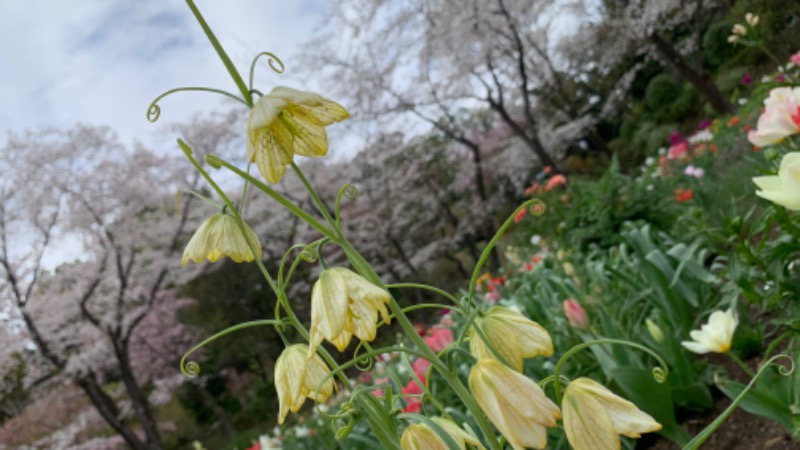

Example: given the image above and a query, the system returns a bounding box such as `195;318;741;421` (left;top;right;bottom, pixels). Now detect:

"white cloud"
0;0;330;149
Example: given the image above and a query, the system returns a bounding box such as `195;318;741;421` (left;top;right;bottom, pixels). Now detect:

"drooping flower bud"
469;359;560;449
181;213;261;266
400;418;485;450
309;268;391;355
563;377;661;450
275;344;335;424
469;306;552;372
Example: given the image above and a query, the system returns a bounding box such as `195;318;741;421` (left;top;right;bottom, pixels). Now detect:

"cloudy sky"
0;0;328;149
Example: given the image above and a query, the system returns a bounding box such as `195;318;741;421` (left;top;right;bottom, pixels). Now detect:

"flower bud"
645;319;664;343
309;268;391;355
563;377;661;450
563;299;589;329
275;344;335;424
470;306;553;372
181;213;262;266
469;359;560;449
562;262;576;277
400;418;485;450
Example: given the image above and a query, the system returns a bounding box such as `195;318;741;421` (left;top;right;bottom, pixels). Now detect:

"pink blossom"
791;51;800;66
411;358;432;380
683;165;705;178
748;87;800;147
667;142;689;160
403;399;422;413
544;174;567;191
668;131;685;146
424;327;454;352
513;208;527;223
372;376;390;397
742;73;753;85
563;300;589;328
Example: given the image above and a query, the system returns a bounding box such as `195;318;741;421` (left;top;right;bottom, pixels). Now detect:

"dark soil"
640;352;799;450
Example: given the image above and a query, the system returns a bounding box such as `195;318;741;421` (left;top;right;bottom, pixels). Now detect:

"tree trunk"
113;341;163;449
649;32;734;115
76;376;149;450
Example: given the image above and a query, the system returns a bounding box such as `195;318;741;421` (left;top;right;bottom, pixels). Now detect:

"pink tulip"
563;300;589;328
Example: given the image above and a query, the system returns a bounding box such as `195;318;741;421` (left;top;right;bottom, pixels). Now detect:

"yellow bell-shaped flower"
468;359;560;450
401;418;486;450
247;86;349;184
469;306;553;372
563;377;661;450
275;344;336;424
309;267;391;356
181;213;261;266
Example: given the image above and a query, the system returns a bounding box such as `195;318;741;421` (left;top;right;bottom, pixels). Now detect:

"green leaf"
612;367;691;446
715;375;795;433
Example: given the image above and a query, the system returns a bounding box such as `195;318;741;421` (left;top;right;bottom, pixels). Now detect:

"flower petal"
563;384;619;450
309;270;350;355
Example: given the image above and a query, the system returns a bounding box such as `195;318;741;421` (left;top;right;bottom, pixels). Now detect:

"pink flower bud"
563;300;589;328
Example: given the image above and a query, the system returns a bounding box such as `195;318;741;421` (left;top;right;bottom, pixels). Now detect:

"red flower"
403;399;422;413
411;358;431;381
524;182;541;196
513;208;527;223
424;327;454;353
545;174;567;191
667;142;688;160
727;116;740;127
674;188;694;202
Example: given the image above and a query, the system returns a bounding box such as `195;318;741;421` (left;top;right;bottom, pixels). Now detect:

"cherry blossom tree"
602;0;734;114
0;124;206;450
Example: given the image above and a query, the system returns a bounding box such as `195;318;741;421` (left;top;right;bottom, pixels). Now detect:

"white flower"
530;234;542;245
753;152;800;210
688;129;714;144
748;87;800;147
681;308;738;354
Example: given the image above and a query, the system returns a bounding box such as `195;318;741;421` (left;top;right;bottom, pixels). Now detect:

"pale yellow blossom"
563;377;661;450
247;86;348;183
275;344;335;424
309;268;391;355
181;213;261;265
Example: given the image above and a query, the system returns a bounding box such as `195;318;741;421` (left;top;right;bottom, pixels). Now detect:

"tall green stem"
290;163;500;449
185;0;252;106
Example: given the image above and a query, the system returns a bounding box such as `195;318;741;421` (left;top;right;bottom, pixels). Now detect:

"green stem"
467;200;544;309
147;87;247;122
552;339;669;404
728;352;756;379
291;164;501;449
181;320;280;377
683;355;794;449
208;155;335;239
386;282;462;306
185;0;252;106
248;51;285;91
291;161;338;227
